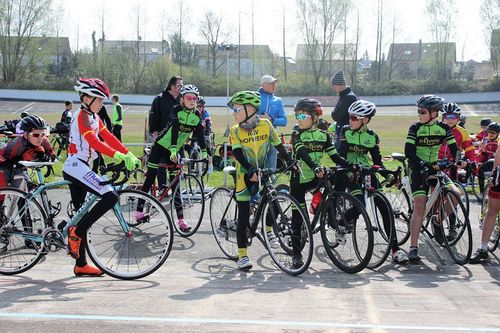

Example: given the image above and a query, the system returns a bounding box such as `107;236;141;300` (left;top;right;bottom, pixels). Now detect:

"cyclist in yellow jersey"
228;91;294;271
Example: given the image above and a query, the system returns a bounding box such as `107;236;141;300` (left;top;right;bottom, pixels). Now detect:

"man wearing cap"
258;74;287;171
330;70;358;148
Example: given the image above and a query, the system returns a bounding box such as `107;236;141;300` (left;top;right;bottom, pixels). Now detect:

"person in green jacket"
111;94;123;141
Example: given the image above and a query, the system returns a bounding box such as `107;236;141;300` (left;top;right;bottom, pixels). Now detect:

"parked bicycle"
0;161;173;279
209;163;313;276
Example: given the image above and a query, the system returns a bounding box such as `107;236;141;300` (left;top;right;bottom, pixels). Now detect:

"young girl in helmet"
404;95;459;263
290;98;350;268
338;100;408;264
228;91;294;271
64;78;140;277
0;115;55;192
136;84;207;232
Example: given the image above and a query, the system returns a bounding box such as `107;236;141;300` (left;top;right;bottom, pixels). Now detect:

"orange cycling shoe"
67;226;81;259
74;264;104;277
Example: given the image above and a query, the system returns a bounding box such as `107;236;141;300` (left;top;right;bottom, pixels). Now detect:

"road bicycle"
209;163;313;275
479;183;500;253
0;161;173;279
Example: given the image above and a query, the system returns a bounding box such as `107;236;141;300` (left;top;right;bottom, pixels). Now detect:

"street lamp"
217;43;237;137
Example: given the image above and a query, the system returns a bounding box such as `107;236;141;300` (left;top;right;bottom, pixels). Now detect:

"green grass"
2;112;498;188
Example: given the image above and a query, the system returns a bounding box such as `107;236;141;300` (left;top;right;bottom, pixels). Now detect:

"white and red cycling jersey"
68;107;127;163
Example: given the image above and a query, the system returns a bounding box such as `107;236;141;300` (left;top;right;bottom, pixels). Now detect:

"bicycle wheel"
169;174;205;237
262;192;313;276
320;192;373;274
452;180;470;213
209;187;238;260
481;193;500;252
366;191;394;269
440;189;472;265
387;187;412;246
468;173;483;202
0;188;48;275
86;189;173;280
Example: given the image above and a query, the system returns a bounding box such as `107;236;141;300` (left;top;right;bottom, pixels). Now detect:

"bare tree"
0;0;52;86
130;4;148;93
282;2;288;81
426;0;457;81
480;0;500;76
199;10;227;77
374;0;383;82
168;0;188;76
296;0;348;86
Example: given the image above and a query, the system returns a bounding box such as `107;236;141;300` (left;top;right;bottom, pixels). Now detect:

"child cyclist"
404;95;459;263
337;100;408;264
0;115;56;190
228;91;294;271
64;78;140;277
290;98;351;268
136;84;207;232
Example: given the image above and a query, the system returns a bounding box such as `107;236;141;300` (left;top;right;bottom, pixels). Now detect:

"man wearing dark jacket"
148;76;183;188
149;76;183;140
330;70;358;148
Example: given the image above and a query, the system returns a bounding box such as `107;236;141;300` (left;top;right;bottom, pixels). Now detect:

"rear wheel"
387;188;412;246
0;188;48;275
86;189;173;280
320;192;373;274
481;192;500;253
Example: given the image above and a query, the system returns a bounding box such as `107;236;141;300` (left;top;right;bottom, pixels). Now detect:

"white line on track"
0;312;499;332
11;102;35;115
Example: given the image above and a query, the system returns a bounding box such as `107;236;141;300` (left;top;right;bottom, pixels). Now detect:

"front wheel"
86;189;173;280
320;192;373;274
0;188;48;275
209;187;238;260
366;191;394;269
169;174;205;237
440;189;472;265
262;192;313;276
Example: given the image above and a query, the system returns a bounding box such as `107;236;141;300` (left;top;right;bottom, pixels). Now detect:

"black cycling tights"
63;172;118;267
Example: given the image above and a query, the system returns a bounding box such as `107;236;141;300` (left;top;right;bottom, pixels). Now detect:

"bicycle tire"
469;173;483;202
440;189;472;265
262;192;313;276
481;193;500;253
209;187;238;260
366;191;394;269
86;189;173;280
320;192;373;274
452;180;470;213
387;187;412;246
0;188;48;275
169;174;205;237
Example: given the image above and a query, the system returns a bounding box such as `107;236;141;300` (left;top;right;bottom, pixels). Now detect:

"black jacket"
148;90;179;133
331;87;358;128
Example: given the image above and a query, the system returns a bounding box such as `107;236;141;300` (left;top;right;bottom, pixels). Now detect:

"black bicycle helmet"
293;98;323;116
480;118;492;127
487;122;500;133
442;102;461;115
20;115;47;132
416;95;444;110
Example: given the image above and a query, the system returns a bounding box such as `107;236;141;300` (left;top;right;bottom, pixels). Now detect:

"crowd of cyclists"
0;75;499;277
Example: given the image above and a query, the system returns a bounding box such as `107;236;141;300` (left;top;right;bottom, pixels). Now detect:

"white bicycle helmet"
180;84;199;96
348;100;376;118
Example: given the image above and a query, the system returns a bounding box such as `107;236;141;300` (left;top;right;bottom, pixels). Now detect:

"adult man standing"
257;75;287;170
330;70;357;148
148;75;183;188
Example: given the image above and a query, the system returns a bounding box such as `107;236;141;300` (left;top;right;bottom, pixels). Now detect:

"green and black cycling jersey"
291;128;347;183
156;105;207;157
337;125;383;167
404;120;458;168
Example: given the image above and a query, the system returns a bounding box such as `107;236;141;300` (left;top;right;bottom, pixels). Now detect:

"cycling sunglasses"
183;95;198;101
488;130;498;135
349;115;365;121
29;132;47;138
443;114;459;120
295;113;312;120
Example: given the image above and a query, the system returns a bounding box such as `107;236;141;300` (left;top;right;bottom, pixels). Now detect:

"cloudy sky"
58;0;491;62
